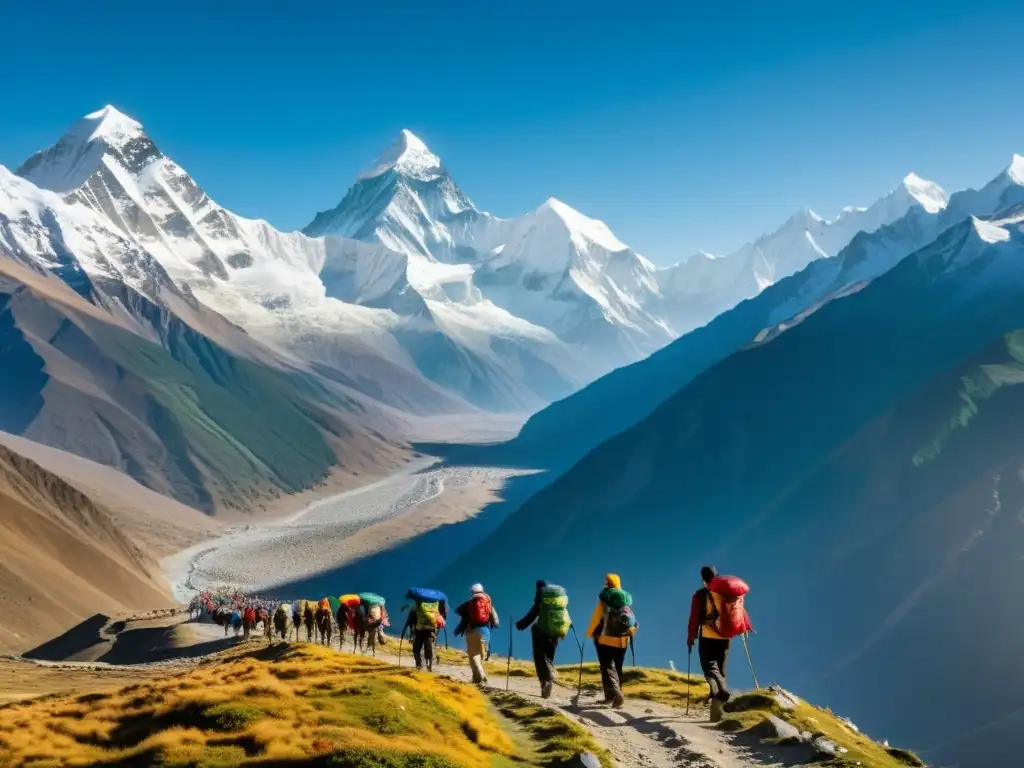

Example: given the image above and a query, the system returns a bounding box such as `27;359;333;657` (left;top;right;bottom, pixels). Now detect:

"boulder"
765;715;801;742
811;736;840;757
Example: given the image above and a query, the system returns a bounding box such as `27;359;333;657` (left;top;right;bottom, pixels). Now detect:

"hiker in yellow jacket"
585;573;638;708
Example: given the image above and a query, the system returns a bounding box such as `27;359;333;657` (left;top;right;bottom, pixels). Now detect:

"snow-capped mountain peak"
357;128;442;182
533;197;629;253
1006;154;1024;186
73;105;144;147
901;172;949;213
18;104;153;195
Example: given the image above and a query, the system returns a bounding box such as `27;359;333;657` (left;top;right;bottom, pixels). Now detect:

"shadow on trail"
24;614;110;661
268;468;554;608
97;627;238;665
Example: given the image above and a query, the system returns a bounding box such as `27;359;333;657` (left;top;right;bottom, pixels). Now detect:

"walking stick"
570;625;585;697
740;632;760;690
685;646;692;715
629;635;636;667
398;628;405;668
506;624;513;690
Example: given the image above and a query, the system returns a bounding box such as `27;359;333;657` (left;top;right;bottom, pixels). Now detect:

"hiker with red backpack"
686;566;753;722
454;584;500;685
515;580;572;698
585;573;639;708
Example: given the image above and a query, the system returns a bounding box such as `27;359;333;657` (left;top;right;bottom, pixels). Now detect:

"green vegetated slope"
0;644;608;768
0;262;400;513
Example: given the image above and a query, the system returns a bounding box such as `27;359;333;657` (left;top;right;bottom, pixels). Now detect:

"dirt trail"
370;649;781;768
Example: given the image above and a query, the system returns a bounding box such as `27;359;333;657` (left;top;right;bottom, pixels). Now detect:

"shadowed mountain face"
0;256;405;513
438;218;1024;768
505;163;1024;472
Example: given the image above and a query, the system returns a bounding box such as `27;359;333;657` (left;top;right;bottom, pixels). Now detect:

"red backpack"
706;575;753;638
243;607;256;624
469;593;492;626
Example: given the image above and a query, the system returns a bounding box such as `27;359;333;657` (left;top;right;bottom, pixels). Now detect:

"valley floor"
163;461;537;602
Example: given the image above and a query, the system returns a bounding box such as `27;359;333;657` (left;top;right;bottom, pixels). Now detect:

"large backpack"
704;575;753;639
536;584;572;639
469;593;492;626
415;600;441;630
600;588;637;637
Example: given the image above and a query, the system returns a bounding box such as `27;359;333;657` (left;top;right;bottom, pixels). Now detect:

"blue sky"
2;0;1023;264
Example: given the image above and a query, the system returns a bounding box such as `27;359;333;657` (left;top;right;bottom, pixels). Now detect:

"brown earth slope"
0;441;176;654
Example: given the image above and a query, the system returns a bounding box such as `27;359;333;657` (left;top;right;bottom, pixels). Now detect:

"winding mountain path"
370;648;782;768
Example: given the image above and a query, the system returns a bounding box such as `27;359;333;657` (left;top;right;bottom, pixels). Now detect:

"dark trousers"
698;637;731;701
531;626;559;684
413;629;436;669
597;643;627;699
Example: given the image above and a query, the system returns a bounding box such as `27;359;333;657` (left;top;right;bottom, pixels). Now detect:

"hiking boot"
709;699;724;723
612;694;625;709
541;682;553;699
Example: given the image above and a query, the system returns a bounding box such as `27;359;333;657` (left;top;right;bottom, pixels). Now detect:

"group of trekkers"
193;565;752;721
438;574;639;708
430;566;751;721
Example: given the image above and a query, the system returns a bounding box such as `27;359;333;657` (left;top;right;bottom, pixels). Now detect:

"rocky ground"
163;463;536;602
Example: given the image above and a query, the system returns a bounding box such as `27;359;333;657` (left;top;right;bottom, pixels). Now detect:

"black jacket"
516;584;545;631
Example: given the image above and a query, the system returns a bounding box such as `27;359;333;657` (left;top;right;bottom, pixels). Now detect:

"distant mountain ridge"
506;155;1021;470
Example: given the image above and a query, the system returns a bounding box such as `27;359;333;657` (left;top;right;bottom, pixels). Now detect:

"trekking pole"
685;646;692;715
570;624;585;698
506;624;513;691
741;632;760;690
630;635;636;667
398;628;405;668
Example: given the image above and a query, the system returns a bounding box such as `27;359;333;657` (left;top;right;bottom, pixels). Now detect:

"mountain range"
0;105;945;501
506;155;1024;470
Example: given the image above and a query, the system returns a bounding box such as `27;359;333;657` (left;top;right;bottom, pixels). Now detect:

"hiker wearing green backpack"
515;580;571;699
585;573;638;708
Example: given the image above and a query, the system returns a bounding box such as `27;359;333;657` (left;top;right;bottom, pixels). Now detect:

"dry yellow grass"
0;644;516;768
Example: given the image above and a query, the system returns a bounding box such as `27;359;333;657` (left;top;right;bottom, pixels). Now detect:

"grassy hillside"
0;644;609;768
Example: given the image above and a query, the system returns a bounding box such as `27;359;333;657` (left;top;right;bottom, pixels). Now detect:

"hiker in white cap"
454;583;500;685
